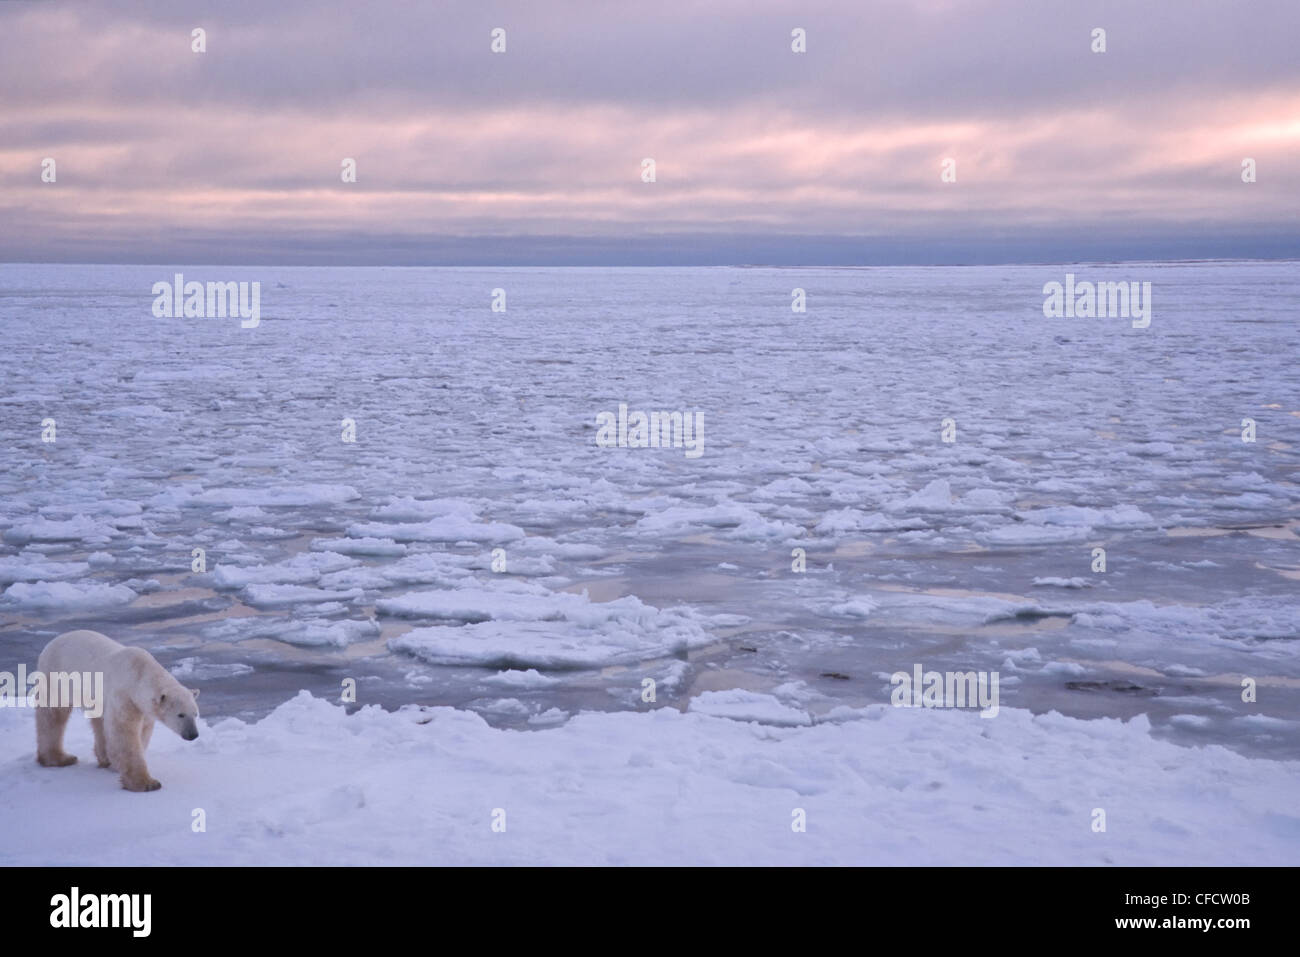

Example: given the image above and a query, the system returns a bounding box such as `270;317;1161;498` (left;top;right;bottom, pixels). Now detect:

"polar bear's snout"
156;687;201;742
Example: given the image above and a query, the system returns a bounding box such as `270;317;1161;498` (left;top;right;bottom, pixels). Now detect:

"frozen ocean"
1;261;1297;865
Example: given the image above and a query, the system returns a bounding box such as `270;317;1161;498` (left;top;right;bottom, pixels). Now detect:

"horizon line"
4;257;1299;269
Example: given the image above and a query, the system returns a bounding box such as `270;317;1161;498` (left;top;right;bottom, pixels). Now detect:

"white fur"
35;630;200;791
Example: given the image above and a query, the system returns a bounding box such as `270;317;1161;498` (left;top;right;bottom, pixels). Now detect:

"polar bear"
35;630;200;792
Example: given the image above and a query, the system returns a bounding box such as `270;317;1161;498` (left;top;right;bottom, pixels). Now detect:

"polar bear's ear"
190;688;200;700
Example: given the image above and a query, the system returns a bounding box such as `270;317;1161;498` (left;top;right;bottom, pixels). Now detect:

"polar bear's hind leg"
90;716;111;768
35;704;78;768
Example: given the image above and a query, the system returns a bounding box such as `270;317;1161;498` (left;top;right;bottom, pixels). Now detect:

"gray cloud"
2;0;1297;263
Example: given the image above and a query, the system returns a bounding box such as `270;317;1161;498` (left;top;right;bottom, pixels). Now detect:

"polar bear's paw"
37;751;78;768
121;774;162;792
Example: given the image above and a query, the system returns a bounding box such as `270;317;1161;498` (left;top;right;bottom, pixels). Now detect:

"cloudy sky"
2;0;1297;264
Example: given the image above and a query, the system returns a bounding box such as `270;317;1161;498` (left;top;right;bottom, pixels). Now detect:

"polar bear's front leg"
108;706;160;792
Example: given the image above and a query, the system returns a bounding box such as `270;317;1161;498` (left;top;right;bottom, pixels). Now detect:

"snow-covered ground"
2;691;1297;866
0;262;1297;864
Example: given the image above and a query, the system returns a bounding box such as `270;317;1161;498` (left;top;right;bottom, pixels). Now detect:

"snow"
0;692;1295;866
0;555;90;584
0;580;137;611
310;537;408;557
200;615;379;648
185;484;361;507
168;658;255;681
889;478;957;512
348;517;524;544
828;597;879;618
239;583;365;609
979;524;1094;545
687;689;813;726
3;515;119;545
1019;504;1156;528
481;669;561;689
387;585;717;668
208;551;356;589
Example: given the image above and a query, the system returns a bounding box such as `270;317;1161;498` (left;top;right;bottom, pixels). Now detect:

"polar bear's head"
153;685;201;741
